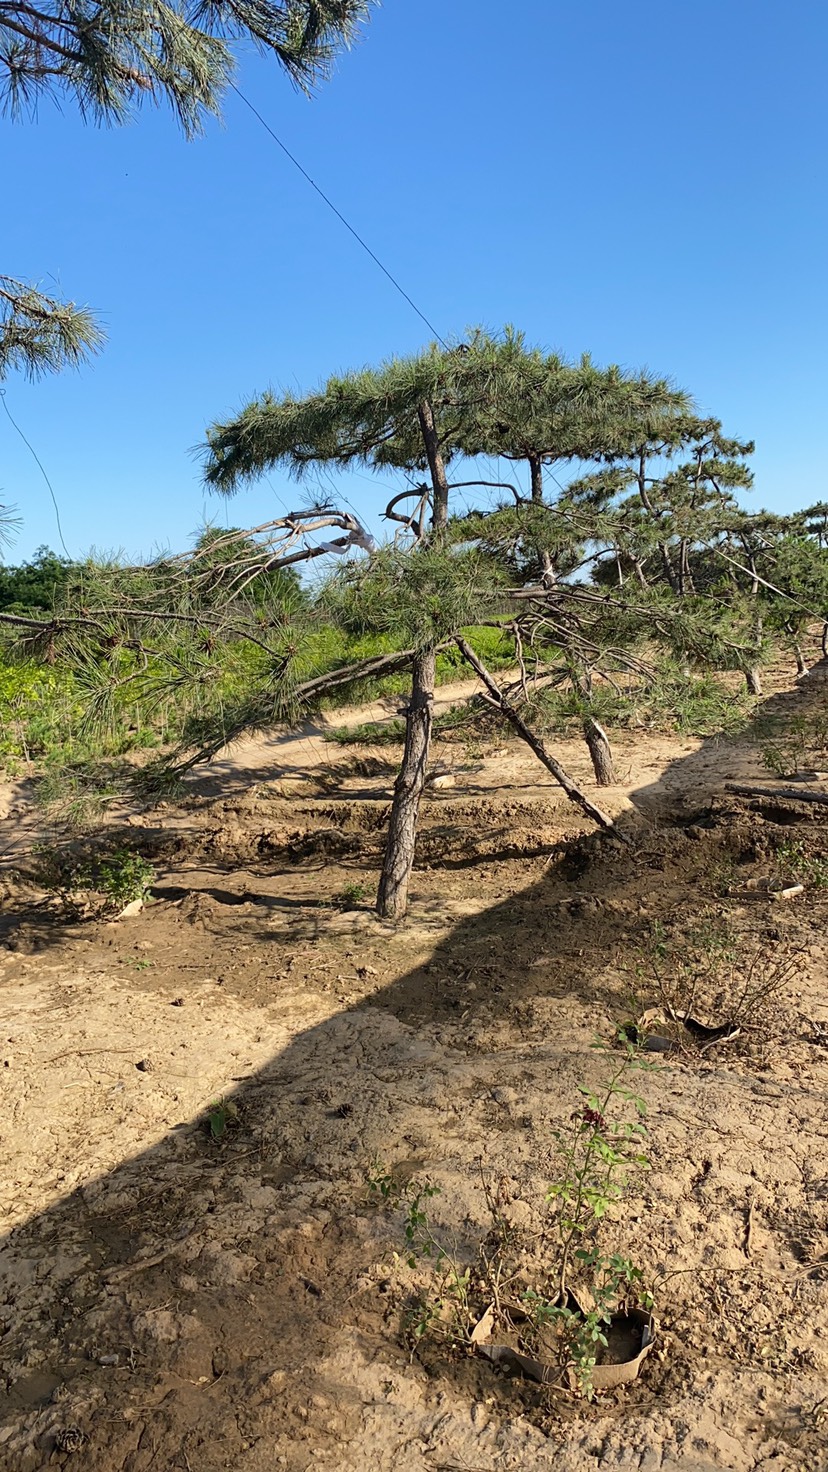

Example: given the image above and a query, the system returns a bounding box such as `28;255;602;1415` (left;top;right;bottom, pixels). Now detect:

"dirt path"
1;667;827;1470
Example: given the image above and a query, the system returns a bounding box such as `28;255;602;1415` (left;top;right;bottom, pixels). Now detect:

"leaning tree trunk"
454;637;622;836
377;649;435;920
583;714;616;786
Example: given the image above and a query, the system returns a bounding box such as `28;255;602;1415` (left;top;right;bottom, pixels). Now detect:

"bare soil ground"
0;662;827;1471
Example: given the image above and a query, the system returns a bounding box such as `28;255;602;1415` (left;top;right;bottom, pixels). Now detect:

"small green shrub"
35;844;156;915
633;914;802;1051
96;850;156;908
522;1251;651;1400
337;880;368;909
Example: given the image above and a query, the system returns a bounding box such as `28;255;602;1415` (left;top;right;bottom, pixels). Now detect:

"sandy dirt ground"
0;661;827;1471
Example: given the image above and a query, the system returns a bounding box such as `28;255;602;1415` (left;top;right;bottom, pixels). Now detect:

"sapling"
546;1041;651;1301
367;1042;655;1394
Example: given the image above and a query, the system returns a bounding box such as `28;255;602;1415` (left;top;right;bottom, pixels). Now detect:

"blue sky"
2;0;827;561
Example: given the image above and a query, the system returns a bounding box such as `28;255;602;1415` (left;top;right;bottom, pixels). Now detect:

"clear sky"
2;0;827;561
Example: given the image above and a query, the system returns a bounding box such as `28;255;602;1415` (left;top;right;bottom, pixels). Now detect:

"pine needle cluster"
0;0;372;130
0;274;104;380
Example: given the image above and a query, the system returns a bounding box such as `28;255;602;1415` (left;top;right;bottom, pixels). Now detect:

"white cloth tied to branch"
317;518;376;556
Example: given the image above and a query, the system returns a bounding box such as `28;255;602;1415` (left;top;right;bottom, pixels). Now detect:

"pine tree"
206;339;496;917
9;329;809;922
203;330;690;916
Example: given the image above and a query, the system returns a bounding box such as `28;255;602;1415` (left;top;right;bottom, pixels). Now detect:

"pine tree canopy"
201;329;692;495
0;0;372;133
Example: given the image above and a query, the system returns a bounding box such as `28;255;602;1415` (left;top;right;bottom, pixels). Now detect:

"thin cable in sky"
0;389;70;557
230;84;448;349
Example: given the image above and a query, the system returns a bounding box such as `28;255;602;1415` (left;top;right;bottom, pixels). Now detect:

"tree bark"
793;640;809;679
417;399;450;531
529;453;544;503
376;403;450;920
745;667;763;696
571;666;616;786
583;715;616;786
376;648;436;920
375;400;450;920
454;637;623;837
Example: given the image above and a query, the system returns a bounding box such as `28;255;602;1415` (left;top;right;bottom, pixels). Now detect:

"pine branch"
0;275;104;379
0;0;373;133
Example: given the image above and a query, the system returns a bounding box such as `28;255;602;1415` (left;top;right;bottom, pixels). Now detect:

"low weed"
759;712;828;779
205;1098;239;1141
366;1167;477;1350
328;719;406;747
96;850;156;909
633;913;802;1052
774;839;828;891
337;880;368;909
365;1159;406;1207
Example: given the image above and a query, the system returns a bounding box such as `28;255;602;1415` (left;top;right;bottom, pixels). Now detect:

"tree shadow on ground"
1;671;827;1470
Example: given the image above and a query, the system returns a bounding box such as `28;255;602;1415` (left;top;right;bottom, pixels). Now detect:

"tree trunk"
376;649;435;920
417;399;450;531
376;403;448;921
583;715;616;785
529;453;544;503
653;540;678;591
745;617;764;694
793;640;809;679
571;666;615;786
454;637;623;837
636;449;678;593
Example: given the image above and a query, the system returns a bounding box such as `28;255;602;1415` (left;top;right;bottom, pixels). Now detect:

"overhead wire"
1;86;448;572
0;387;70;557
229;83;448;349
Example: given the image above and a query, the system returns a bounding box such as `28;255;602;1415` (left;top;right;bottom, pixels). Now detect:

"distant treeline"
0;547;74;614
